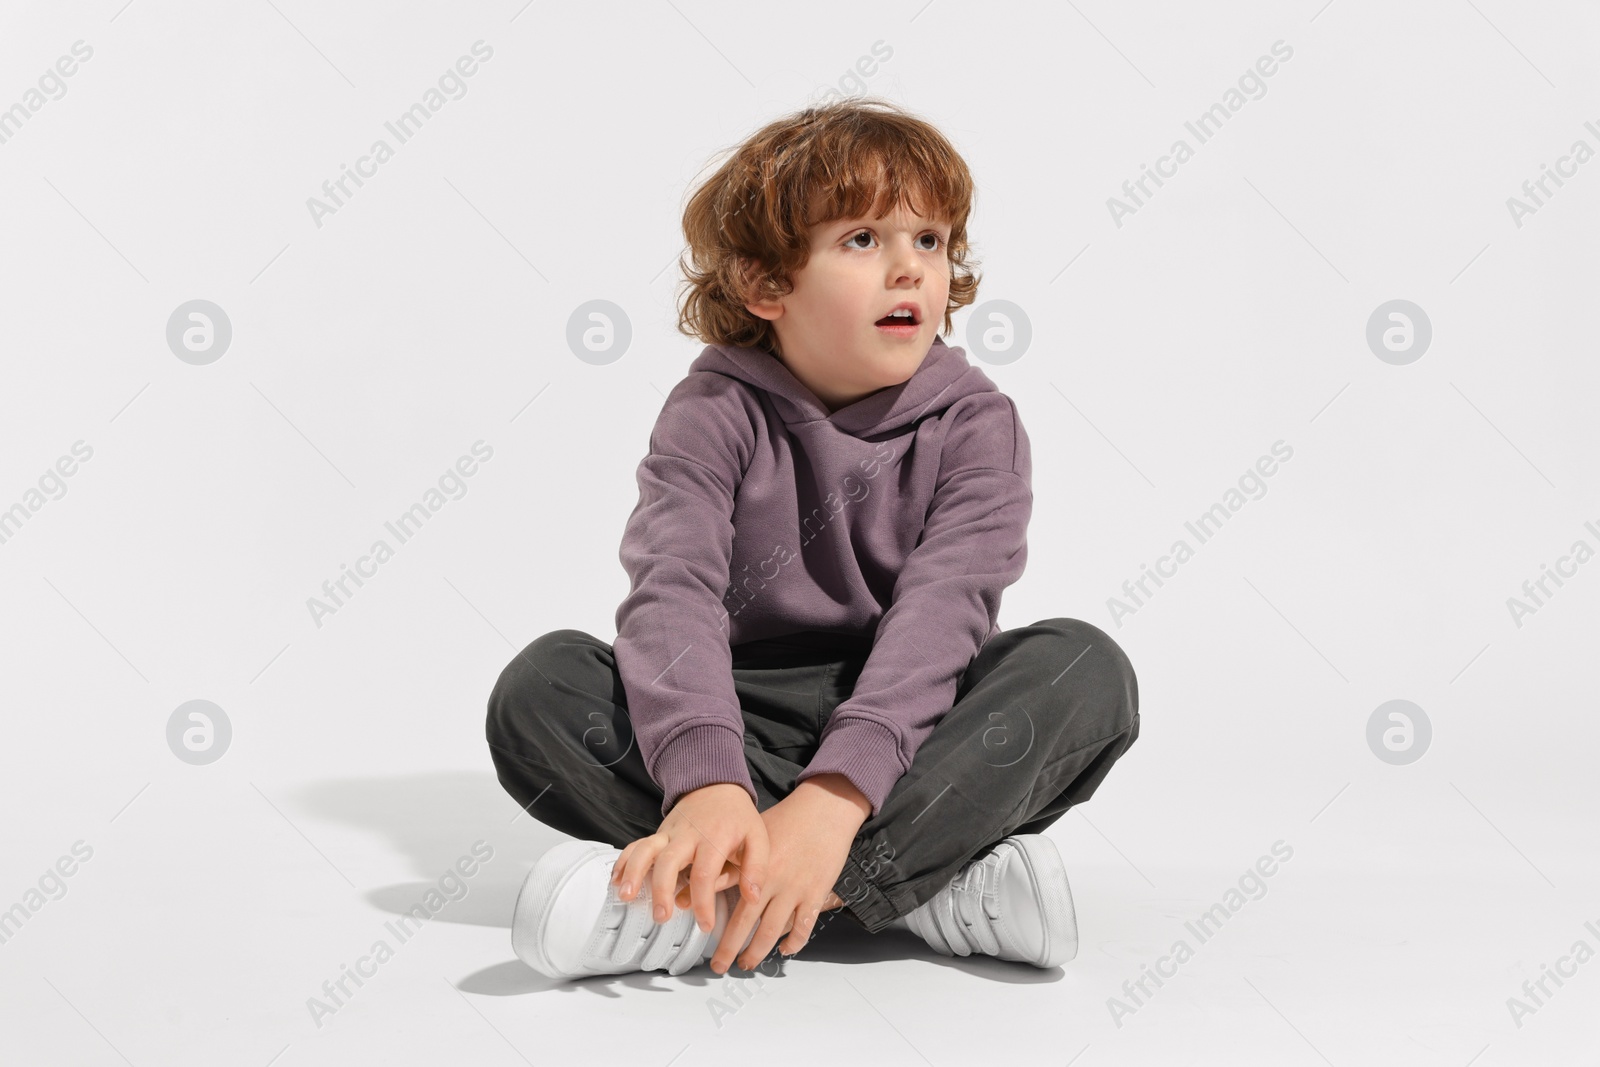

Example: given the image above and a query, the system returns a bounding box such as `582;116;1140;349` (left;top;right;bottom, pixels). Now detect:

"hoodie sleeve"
613;375;759;818
793;394;1032;819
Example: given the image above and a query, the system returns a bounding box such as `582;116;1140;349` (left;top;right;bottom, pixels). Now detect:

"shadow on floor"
292;769;559;930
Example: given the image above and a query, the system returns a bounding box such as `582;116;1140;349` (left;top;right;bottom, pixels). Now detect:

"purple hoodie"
613;335;1032;819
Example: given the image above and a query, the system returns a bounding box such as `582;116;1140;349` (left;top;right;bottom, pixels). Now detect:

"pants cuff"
832;839;917;934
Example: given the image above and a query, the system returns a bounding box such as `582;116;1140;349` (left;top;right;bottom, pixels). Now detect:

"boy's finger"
780;899;823;956
737;901;794;972
617;835;663;902
687;847;724;934
649;844;691;923
738;828;770;904
710;888;763;975
678;863;739;909
610;843;637;886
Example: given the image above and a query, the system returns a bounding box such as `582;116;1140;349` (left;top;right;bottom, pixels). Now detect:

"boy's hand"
710;773;869;975
609;783;768;937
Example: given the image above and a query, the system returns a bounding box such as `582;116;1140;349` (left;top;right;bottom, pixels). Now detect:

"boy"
485;98;1141;981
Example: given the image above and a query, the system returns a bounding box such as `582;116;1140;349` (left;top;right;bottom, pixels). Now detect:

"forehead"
845;208;947;225
819;204;950;230
806;177;951;230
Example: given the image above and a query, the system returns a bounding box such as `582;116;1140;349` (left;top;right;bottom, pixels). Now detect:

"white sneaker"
901;834;1078;968
511;839;754;980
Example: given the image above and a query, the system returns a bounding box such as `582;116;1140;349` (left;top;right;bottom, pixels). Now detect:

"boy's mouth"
874;303;921;328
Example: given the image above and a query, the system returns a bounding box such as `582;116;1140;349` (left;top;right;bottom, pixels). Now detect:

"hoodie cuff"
652;721;758;817
795;717;906;820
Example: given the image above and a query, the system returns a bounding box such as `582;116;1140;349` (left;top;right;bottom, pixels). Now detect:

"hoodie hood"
689;335;1000;438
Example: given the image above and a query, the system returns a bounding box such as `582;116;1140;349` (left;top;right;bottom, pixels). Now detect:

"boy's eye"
846;230;945;250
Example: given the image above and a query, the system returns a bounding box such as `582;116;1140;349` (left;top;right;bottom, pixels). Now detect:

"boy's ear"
745;297;783;322
737;255;784;321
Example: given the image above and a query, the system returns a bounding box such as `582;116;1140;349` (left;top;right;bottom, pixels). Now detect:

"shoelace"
580;882;707;976
919;843;1010;957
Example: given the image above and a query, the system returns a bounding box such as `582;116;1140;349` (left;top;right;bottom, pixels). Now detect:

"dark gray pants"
485;617;1140;934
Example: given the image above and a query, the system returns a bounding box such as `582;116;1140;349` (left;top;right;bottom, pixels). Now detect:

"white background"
1;0;1596;1064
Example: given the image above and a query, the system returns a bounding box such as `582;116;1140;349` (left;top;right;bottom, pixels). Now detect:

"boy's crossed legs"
486;618;1140;970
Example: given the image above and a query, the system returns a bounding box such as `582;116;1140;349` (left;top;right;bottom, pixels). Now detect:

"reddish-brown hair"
676;98;980;353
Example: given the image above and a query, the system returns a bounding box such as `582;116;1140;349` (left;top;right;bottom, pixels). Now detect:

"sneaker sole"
511;839;618;979
1008;835;1078;968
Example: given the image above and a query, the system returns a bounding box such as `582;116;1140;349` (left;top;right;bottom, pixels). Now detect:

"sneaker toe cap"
511;841;622;978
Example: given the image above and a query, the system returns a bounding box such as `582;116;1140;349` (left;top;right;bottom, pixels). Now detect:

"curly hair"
676;97;980;353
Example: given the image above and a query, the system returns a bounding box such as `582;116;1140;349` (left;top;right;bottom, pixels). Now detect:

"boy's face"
745;200;952;414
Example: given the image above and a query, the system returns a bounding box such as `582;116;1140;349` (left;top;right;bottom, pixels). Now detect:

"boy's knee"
1034;617;1129;667
1033;617;1139;732
485;628;598;741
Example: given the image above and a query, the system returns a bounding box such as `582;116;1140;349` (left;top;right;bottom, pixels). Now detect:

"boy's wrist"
790;772;871;825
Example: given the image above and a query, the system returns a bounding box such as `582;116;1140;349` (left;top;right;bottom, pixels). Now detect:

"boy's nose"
889;252;922;282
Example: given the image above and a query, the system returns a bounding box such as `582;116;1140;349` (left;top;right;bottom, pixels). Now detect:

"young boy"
485;98;1141;982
